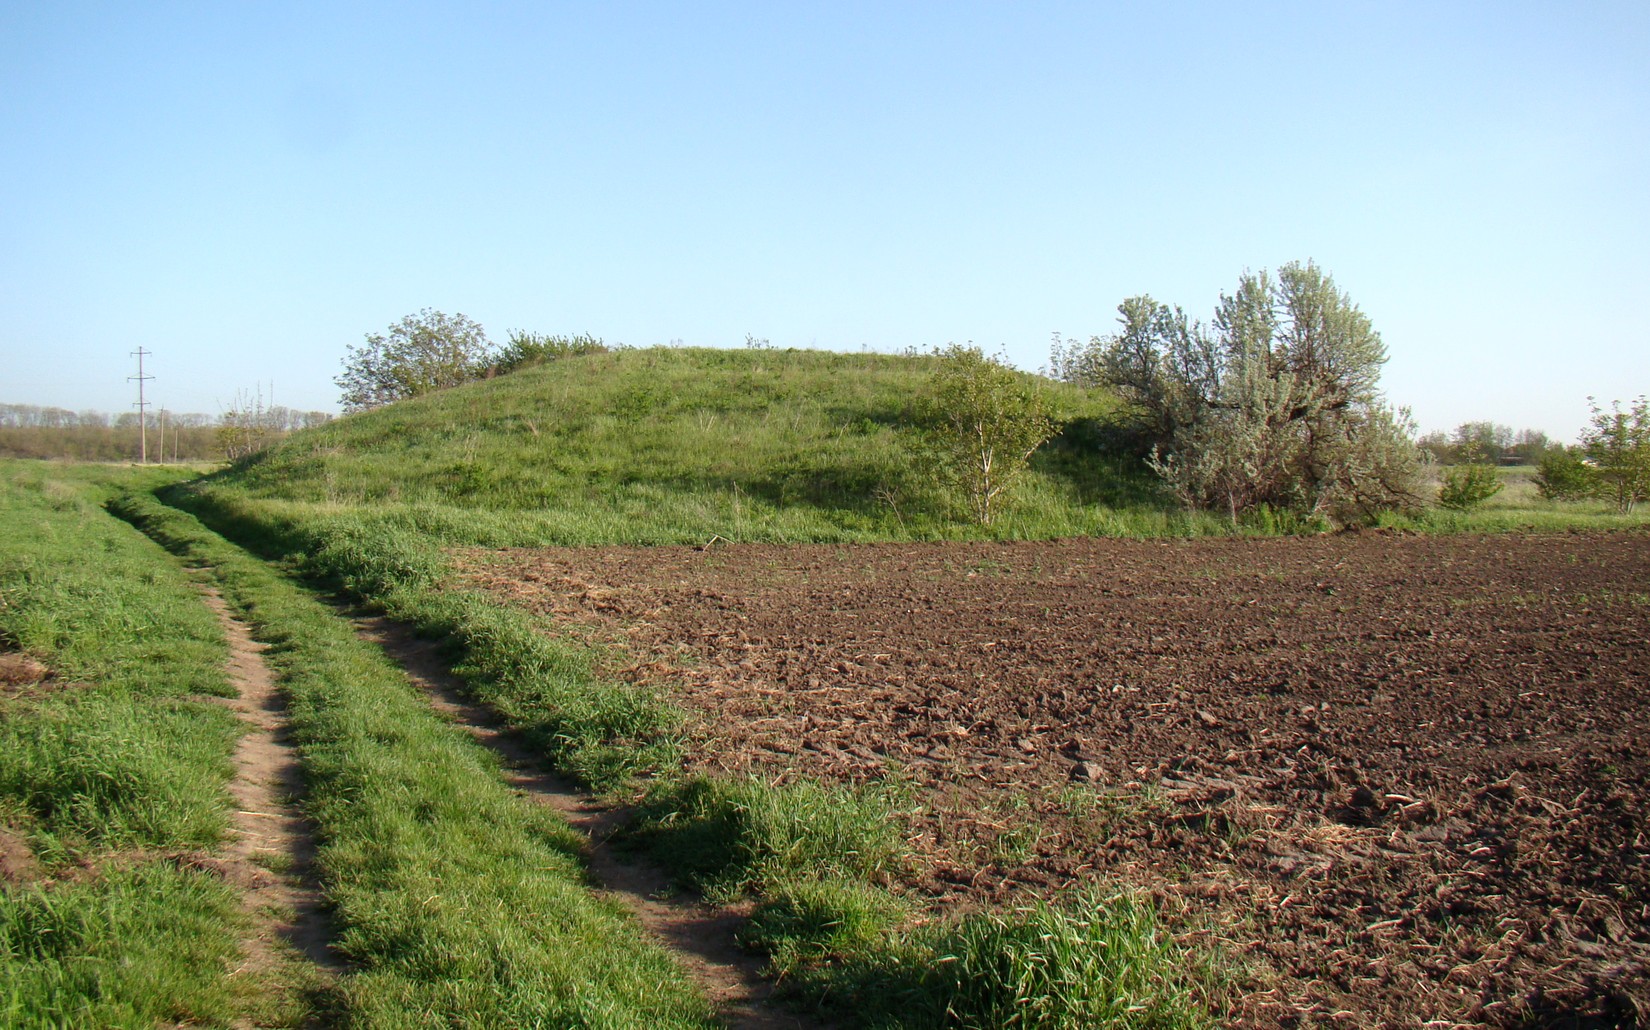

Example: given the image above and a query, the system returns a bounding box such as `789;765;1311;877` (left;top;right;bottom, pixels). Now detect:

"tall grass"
625;781;1219;1027
0;469;238;861
630;775;906;901
0;862;243;1028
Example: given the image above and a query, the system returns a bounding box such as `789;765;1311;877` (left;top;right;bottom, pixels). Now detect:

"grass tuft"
630;774;906;902
798;890;1215;1029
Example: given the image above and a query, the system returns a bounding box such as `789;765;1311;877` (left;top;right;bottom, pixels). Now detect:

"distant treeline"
0;402;332;462
1415;422;1558;466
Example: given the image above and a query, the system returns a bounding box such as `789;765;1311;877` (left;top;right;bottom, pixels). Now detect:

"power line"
128;348;154;463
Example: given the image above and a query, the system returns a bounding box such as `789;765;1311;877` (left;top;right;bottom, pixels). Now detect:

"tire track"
198;586;343;1013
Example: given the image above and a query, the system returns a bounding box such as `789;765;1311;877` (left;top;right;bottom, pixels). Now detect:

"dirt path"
199;587;342;1010
350;614;816;1030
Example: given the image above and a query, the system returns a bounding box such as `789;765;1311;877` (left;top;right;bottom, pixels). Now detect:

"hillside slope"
209;346;1154;542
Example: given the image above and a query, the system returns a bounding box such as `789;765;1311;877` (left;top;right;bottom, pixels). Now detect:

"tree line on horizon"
0;401;332;463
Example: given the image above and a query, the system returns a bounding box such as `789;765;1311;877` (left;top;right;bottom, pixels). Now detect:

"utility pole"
129;348;154;463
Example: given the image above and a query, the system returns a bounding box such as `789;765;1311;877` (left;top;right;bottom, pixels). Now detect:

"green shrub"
1437;460;1503;510
1534;449;1595;501
492;330;608;375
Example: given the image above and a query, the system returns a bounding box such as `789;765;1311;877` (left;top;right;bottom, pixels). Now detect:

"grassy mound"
208;346;1156;542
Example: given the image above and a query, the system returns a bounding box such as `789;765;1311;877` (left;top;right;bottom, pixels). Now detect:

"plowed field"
456;530;1650;1028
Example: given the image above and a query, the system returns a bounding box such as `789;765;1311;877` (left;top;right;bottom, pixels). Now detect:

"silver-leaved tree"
1055;262;1423;524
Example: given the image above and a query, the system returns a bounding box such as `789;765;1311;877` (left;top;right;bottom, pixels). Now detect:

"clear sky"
3;2;1645;438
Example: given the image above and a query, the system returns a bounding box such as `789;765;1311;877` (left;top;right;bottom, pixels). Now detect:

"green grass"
0;461;240;858
735;881;1217;1029
816;890;1216;1030
623;777;1219;1027
174;345;1645;548
0;861;243;1029
739;878;911;979
629;775;907;901
1406;463;1650;532
164;486;685;790
0;462;247;1026
110;489;717;1028
0;695;238;862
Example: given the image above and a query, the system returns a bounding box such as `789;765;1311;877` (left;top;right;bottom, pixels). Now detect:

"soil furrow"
349;614;815;1030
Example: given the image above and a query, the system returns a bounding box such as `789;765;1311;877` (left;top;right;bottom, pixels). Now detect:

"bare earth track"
197;586;340;1019
457;530;1650;1028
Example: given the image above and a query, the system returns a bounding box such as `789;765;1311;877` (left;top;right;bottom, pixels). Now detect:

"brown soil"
0;651;49;687
197;587;341;1005
350;615;820;1030
455;530;1650;1029
0;826;40;883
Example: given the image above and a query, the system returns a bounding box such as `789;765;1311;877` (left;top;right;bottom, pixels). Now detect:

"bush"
927;345;1056;526
336;309;493;413
1437;460;1503;510
492;331;607;375
1534;449;1594;501
1064;263;1424;524
1582;395;1650;513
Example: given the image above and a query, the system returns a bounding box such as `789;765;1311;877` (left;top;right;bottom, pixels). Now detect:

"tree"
928;345;1057;525
336;309;493;412
217;387;277;461
1451;421;1513;465
1062;262;1422;523
1416;430;1453;464
1581;396;1650;513
1509;427;1552;465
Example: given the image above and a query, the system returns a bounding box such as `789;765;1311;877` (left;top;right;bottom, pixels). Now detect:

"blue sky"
3;2;1645;438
